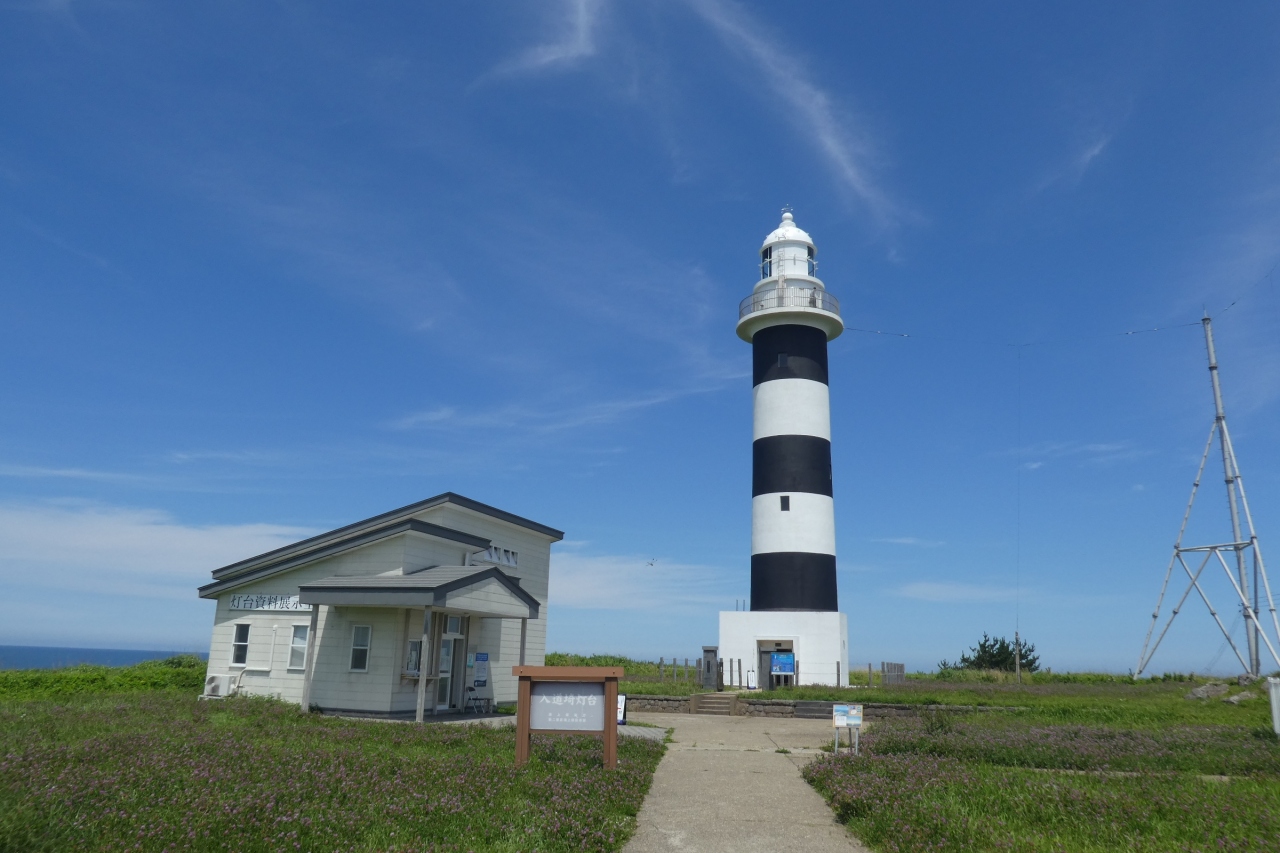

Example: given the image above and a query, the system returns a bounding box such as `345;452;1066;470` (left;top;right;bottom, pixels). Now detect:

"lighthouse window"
807;245;816;276
761;246;772;278
780;496;790;511
777;353;788;368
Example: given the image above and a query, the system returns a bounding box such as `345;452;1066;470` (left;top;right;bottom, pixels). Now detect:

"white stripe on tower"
752;379;831;440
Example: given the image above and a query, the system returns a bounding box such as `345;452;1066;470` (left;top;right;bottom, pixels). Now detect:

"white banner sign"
228;594;312;612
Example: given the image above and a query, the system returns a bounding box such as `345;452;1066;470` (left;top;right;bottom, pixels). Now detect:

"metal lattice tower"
1136;316;1280;677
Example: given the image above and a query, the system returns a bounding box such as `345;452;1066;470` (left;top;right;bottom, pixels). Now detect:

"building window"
405;640;422;675
231;624;249;665
447;615;462;635
780;495;790;511
761;246;772;278
289;625;309;669
483;546;519;566
350;626;371;671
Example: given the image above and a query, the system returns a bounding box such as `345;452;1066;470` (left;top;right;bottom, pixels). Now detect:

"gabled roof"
197;492;562;600
298;566;540;618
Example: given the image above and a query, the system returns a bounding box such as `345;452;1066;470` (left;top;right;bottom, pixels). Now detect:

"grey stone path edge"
621;711;870;853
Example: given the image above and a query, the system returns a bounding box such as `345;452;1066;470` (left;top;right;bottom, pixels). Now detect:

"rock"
1238;673;1260;687
1224;690;1259;704
1185;682;1230;700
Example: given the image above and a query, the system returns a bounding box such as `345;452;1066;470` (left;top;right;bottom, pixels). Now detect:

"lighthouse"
718;211;849;688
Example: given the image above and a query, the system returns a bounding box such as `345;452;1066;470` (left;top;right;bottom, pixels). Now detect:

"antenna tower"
1136;316;1280;677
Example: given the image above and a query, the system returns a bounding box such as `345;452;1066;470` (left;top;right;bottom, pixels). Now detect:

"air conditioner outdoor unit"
203;674;235;698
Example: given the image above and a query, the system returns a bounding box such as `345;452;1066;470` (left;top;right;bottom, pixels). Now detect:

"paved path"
622;712;870;853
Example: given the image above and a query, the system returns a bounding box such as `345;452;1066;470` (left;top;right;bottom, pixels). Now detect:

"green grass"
807;752;1280;852
547;652;707;696
764;678;1272;727
0;654;206;700
804;683;1280;851
0;691;665;852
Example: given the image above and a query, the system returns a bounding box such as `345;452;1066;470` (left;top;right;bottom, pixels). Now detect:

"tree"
938;633;1039;673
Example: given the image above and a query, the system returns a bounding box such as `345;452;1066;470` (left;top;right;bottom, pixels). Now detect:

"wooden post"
515;672;532;766
603;676;618;769
837;661;841;687
415;609;433;723
300;605;320;712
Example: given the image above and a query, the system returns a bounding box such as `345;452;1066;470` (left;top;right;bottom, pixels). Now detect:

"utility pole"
1015;630;1021;683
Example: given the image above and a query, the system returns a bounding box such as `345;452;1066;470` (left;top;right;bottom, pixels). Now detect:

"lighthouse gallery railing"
738;285;840;319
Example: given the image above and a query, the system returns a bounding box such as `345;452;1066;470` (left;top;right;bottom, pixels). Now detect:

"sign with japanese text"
228;594;311;612
770;652;795;675
530;681;606;731
473;652;489;687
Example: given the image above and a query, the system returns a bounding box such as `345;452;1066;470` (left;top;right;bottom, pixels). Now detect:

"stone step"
694;694;734;715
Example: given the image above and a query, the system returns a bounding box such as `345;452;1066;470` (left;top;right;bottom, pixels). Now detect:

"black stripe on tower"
752;435;832;496
751;553;837;611
753;324;828;386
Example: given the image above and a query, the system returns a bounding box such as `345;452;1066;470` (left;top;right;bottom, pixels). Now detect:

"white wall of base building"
718;610;849;687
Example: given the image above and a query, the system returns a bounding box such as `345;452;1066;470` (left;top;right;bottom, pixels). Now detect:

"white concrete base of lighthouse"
718;611;849;688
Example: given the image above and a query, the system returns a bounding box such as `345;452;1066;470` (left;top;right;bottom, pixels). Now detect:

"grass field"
803;679;1280;852
545;652;706;696
0;659;664;853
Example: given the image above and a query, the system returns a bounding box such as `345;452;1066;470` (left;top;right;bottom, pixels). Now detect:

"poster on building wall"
770;652;795;675
228;594;312;612
473;652;489;687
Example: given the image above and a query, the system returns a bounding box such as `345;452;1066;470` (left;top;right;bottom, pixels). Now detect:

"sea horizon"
0;645;209;671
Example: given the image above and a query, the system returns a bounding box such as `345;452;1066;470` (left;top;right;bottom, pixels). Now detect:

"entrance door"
436;615;465;711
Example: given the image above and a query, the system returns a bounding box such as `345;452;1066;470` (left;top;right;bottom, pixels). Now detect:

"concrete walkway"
622;712;870;853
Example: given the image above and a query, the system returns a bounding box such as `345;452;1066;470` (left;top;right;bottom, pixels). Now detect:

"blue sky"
2;1;1280;674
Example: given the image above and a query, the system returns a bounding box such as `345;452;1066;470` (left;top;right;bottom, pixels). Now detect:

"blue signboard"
770;652;795;675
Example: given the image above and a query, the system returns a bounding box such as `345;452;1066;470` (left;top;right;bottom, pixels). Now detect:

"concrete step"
694;694;735;715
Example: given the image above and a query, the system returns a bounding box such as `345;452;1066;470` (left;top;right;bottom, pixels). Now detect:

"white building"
197;492;562;718
719;211;849;687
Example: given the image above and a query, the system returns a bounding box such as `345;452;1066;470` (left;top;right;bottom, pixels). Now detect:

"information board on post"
473;652;489;688
513;666;623;769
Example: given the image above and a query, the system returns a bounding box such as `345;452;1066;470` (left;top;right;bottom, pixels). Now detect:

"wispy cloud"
894;581;1019;604
0;464;149;483
871;537;946;548
390;386;711;434
1033;134;1112;193
1002;440;1148;469
688;0;900;226
0;501;315;601
548;551;732;611
484;0;601;79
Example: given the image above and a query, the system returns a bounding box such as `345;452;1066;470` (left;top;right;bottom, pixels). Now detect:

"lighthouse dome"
760;211;813;249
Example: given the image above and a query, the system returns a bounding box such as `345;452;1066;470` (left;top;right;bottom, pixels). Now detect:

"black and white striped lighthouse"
738;212;843;612
719;211;849;688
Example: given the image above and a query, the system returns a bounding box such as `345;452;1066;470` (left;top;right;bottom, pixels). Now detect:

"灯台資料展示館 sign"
228;594;312;612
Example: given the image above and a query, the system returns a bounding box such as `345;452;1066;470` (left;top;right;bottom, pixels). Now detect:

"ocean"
0;645;208;671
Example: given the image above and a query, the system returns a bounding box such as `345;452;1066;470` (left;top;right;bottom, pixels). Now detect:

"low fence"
620;694;1021;719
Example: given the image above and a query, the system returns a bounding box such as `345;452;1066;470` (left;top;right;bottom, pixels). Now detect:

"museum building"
197;493;562;718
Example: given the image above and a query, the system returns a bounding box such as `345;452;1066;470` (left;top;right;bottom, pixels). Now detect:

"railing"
739;285;840;319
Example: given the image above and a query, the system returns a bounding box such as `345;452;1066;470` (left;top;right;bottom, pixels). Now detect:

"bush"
0;655;206;700
938;633;1039;673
